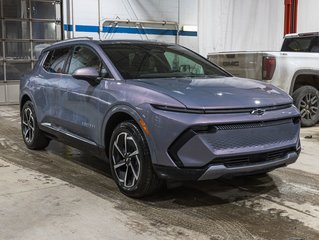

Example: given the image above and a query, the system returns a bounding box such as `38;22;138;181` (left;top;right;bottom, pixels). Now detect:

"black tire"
21;101;50;150
109;121;163;198
292;85;319;127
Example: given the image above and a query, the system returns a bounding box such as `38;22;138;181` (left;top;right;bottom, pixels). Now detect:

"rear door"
35;47;71;125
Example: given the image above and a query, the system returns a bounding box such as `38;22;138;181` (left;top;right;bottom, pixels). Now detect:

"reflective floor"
0;105;318;240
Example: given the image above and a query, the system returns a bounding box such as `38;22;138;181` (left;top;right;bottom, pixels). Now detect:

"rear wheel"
109;121;163;198
21;101;50;150
293;85;319;127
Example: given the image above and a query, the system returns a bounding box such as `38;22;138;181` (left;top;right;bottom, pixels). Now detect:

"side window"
164;52;204;74
43;48;70;73
68;46;111;78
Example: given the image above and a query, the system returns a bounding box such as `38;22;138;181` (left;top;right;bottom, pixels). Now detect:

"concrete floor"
0;105;318;240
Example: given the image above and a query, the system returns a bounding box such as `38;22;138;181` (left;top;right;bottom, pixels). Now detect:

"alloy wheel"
299;93;319;120
112;132;141;188
22;107;35;144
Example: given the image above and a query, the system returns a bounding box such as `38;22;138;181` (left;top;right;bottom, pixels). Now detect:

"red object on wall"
284;0;298;35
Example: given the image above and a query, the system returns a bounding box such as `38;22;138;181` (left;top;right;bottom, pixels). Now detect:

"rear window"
281;36;319;52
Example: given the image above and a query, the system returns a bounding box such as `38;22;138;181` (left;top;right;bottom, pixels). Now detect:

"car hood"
128;77;292;109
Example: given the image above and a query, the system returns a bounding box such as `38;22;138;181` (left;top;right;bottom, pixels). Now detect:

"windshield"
101;43;229;79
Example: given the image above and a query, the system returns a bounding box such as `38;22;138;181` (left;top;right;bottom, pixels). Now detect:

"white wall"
64;0;291;58
198;0;285;57
297;0;319;33
63;0;199;52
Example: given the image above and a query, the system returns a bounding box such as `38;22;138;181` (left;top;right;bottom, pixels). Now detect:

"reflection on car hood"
129;77;293;109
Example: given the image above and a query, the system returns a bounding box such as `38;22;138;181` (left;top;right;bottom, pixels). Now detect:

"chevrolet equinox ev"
20;39;301;197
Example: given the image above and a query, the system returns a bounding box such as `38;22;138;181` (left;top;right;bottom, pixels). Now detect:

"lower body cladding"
144;106;301;181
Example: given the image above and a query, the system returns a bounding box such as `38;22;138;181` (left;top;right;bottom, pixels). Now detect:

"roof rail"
51;37;93;45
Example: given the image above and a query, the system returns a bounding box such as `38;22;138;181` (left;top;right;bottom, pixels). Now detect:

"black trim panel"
167;129;196;168
40;125;107;160
153;164;204;181
211;147;298;168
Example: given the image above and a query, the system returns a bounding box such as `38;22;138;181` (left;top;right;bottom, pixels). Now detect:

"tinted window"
43;47;70;73
67;46;110;78
281;36;319;52
164;52;204;74
101;44;228;79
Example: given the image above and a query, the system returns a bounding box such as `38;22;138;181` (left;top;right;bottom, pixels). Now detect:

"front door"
58;45;111;144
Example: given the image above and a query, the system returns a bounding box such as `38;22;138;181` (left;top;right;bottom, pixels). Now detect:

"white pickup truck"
208;32;319;127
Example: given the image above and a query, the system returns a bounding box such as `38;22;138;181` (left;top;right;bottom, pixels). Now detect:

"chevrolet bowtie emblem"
251;109;265;115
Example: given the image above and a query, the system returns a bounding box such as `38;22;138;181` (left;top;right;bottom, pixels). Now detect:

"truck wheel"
109;121;164;198
293;86;319;127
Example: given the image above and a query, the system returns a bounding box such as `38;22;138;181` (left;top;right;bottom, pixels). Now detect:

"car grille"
214;118;293;130
198;118;299;153
212;148;295;168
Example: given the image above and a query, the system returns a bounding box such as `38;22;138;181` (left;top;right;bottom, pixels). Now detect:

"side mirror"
72;67;100;84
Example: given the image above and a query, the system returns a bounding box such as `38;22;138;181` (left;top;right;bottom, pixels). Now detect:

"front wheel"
109;121;163;198
293;85;319;127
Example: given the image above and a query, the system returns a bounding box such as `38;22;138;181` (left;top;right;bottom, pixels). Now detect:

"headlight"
151;104;204;113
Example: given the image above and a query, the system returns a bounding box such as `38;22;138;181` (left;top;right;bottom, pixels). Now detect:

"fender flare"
101;103;158;164
289;69;319;95
19;91;38;114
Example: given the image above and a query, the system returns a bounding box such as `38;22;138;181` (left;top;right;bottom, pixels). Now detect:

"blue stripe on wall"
102;26;177;36
75;25;99;32
64;24;197;37
179;31;197;37
64;24;73;31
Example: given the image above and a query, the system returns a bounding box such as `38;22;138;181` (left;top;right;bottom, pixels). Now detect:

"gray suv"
20;39;301;197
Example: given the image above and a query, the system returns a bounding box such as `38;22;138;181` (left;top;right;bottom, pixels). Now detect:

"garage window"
0;0;62;83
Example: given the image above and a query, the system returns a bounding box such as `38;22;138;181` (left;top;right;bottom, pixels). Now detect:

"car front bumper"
138;104;301;181
153;147;300;181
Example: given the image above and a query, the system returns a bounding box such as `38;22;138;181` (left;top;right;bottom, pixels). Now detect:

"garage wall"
63;0;289;59
297;0;319;33
198;0;285;57
63;0;199;52
0;0;61;104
